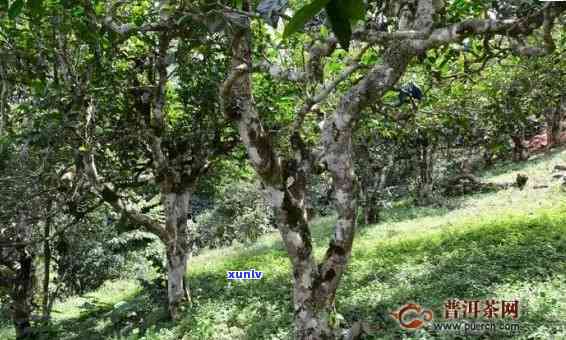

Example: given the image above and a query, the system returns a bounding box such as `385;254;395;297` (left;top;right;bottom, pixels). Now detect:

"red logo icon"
390;303;434;330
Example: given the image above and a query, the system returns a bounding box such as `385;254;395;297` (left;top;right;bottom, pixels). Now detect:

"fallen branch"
444;173;528;196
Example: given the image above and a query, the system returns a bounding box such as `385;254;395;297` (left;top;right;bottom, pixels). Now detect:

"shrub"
191;181;273;250
54;212;131;296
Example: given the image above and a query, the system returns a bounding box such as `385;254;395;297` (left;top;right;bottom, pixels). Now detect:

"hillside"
2;148;566;339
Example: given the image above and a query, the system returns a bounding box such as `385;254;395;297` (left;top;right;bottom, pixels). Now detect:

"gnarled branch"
81;101;168;241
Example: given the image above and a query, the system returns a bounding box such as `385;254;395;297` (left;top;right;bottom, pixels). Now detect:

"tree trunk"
12;251;34;340
362;153;393;225
42;203;52;321
483;148;494;167
294;299;334;339
82;101;196;321
11;213;35;340
545;107;564;148
273;186;337;339
416;143;435;205
0;63;8;137
358;176;375;225
356;143;379;226
162;188;192;320
359;175;380;225
363;195;379;225
511;135;529;162
166;245;189;319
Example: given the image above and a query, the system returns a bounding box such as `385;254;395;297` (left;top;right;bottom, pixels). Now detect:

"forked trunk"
273;197;340;339
223;4;408;338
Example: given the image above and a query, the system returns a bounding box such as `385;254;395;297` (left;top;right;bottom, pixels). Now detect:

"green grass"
2;148;566;339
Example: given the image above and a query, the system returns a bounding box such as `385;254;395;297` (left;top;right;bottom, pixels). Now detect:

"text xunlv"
226;269;263;280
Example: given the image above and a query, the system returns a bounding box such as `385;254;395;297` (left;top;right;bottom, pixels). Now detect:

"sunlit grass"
50;280;141;321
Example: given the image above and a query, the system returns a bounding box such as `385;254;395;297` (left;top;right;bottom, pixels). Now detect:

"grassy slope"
2;148;566;339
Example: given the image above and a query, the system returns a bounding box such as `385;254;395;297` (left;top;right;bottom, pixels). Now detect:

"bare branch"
353;27;431;45
149;34;171;173
419;3;566;51
81;0;136;36
509;6;557;56
306;37;337;83
216;2;262;20
0;204;100;248
292;44;371;132
81;0;203;37
355;3;566;52
253;60;306;82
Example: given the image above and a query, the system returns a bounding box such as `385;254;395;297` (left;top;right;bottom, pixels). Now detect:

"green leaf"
344;0;365;22
233;0;243;10
31;79;44;95
8;0;25;19
0;0;8;11
283;0;330;39
325;0;351;49
27;0;43;16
